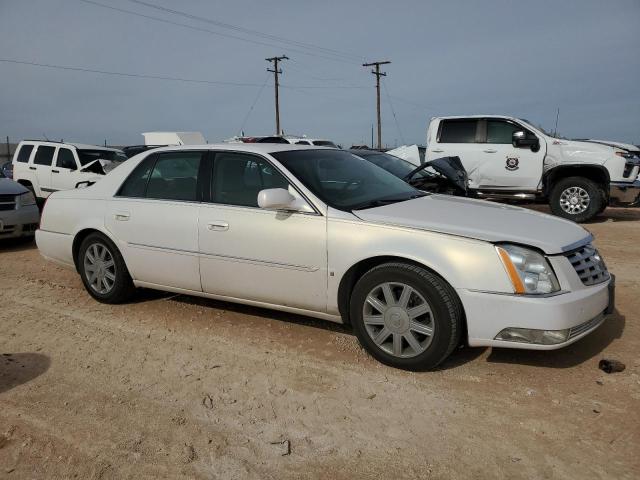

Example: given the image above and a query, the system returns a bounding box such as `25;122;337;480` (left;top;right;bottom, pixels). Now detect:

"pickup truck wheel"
78;233;135;304
350;262;462;371
549;177;604;222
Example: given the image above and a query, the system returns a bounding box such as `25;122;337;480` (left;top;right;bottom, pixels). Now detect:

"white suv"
12;140;126;200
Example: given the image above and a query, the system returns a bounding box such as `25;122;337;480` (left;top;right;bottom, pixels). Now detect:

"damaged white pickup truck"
426;116;640;222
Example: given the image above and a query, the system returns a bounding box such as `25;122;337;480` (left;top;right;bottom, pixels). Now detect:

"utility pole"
266;55;289;135
554;108;560;137
363;60;390;149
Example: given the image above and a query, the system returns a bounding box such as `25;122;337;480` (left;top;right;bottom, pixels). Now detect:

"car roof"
20;140;122;152
433;115;515;121
150;143;335;155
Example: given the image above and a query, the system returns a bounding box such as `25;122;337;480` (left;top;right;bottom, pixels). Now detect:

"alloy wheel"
362;282;435;358
559;186;590;214
83;242;116;294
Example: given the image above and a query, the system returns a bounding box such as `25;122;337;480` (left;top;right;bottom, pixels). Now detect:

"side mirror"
512;131;540;151
257;188;309;212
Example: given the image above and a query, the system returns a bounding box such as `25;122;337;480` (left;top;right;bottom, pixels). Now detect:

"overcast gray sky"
1;0;639;147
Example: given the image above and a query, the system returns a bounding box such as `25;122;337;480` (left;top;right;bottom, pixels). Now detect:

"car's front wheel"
549;176;604;222
78;233;135;303
350;262;462;371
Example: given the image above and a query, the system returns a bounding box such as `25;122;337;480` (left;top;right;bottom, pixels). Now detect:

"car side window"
33;146;56;166
487;120;521;144
146;152;202;201
439;120;478;143
56;148;77;170
211;152;290;208
117;156;156;198
15;144;34;163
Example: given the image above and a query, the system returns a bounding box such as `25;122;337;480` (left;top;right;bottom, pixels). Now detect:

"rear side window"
15;144;34;163
56;148;77;170
211;152;290;207
146;152;202;201
34;146;56;166
439;120;478;143
118;156;156;198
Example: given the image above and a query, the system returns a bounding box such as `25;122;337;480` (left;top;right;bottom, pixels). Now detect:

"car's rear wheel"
350;262;462;371
78;233;135;303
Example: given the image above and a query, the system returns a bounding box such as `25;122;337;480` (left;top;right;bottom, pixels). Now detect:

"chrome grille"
0;194;16;211
565;244;610;286
569;313;605;339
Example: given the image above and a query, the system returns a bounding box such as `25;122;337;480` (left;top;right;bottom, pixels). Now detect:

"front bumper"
459;277;613;350
609;180;640;206
0;204;40;239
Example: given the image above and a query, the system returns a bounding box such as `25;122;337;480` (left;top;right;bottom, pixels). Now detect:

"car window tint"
118;156;156;197
146;152;202;201
16;144;34;163
211;152;290;207
439;120;477;143
33;146;56;166
56;148;77;170
486;120;520;144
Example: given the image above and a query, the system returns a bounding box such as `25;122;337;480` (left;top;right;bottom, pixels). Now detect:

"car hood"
0;177;28;195
353;195;590;254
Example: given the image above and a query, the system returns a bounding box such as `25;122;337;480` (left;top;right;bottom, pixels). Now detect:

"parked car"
122;145;164;159
350;149;468;196
228;135;338;148
1;161;13;179
12;140;127;200
426;116;640;222
36;145;614;371
0;176;40;239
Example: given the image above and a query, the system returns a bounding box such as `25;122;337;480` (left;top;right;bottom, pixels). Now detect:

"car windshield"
77;149;127;166
272;149;425;211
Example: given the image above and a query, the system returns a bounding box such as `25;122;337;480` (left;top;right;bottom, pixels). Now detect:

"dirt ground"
1;206;639;479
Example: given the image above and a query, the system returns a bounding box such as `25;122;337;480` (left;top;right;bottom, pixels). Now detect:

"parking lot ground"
1;206;639;479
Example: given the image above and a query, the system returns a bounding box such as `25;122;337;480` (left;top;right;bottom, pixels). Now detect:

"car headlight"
496;244;560;295
18;191;37;207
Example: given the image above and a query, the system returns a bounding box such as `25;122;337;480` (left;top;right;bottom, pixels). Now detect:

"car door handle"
431;149;444;153
114;211;130;221
207;221;229;231
29;166;37;170
483;149;497;153
52;169;60;173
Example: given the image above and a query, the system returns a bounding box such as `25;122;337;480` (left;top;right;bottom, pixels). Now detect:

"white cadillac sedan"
36;144;614;370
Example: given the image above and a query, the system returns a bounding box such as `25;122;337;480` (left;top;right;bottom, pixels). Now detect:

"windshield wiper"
402;162;432;181
351;193;426;210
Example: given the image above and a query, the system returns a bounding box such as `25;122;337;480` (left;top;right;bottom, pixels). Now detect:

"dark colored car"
348;149;468;196
122;145;165;159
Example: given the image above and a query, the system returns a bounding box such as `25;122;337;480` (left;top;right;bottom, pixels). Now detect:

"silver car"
0;176;40;239
35;145;614;370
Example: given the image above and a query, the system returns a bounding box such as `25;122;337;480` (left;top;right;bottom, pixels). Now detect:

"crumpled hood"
0;178;28;195
354;195;591;254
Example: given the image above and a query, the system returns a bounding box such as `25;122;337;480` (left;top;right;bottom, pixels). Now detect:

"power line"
382;79;406;145
0;58;265;87
77;0;357;65
125;0;363;62
238;73;270;135
0;58;369;90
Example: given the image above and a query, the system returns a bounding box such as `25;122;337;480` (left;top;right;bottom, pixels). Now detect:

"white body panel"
142;131;206;146
36;143;612;349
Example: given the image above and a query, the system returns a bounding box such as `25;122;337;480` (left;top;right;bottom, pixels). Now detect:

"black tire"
349;262;462;371
549;176;604;223
77;233;135;304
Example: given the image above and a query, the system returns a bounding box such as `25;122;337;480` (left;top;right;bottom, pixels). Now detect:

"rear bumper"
0;205;40;239
459;279;612;350
609;180;640;206
35;229;75;268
